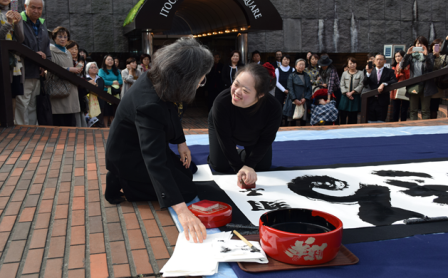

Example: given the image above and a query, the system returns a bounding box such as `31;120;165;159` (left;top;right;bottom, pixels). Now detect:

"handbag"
293;104;304;120
406;83;423;95
395;87;409;101
36;77;54;126
45;72;70;99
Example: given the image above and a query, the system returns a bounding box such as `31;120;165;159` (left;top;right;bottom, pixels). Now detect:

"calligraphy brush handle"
233;230;260;252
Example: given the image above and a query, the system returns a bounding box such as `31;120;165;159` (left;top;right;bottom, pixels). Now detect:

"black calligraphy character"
248;200;291;211
240;188;265;196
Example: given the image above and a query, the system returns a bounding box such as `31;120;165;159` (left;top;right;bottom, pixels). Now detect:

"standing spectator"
430;38;447;119
284;59;312;126
137;53;151;73
121;57;141;98
66;40;88;127
305;51;312;67
271;50;282;68
16;0;51;125
221;50;244;90
85;62;104;119
98;54;122;127
400;36;437;120
305;53;322;89
251;50;261;64
78;48;89;62
364;54;398;123
390;50;410;122
206;52;223;110
318;55;340;111
274;54;295;110
1;0;24;121
48;26;82;127
339;57;364;124
114;57;120;69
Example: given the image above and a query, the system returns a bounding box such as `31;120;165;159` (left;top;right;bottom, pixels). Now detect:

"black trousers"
52;113;76;127
106;150;197;204
208;125;273;173
391;99;410;122
367;98;388;122
339;111;358;124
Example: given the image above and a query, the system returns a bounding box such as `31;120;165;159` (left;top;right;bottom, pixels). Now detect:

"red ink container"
188;200;232;228
259;208;343;265
238;179;256;189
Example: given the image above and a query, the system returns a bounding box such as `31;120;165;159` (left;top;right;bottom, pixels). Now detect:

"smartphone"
413;46;423;52
10;0;18;12
368;61;373;69
434;44;440;53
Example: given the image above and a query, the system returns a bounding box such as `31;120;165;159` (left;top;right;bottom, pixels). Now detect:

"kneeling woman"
208;63;282;187
105;38;213;242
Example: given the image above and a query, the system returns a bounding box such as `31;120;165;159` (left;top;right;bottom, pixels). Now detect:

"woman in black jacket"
221;50;244;90
105;38;213;243
209;63;282;188
400;36;437;120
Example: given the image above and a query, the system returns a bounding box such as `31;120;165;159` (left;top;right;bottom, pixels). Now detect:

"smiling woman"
208;63;282;188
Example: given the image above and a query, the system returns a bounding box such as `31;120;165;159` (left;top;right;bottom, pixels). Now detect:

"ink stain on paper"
372;170;432;178
386;180;448;205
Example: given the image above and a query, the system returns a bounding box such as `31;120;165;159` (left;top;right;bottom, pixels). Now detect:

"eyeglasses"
57;36;68;39
199;76;207;87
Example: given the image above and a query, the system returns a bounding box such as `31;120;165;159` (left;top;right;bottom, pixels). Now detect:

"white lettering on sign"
160;0;178;17
243;0;262;19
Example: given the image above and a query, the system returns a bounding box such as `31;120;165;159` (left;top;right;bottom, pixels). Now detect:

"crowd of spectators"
1;0;448;128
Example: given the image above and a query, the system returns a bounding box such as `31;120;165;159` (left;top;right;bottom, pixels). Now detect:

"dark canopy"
132;0;282;35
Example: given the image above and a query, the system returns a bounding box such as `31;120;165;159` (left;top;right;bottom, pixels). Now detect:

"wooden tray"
235;234;359;273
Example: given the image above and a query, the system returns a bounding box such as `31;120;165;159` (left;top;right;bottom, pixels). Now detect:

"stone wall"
18;0;138;52
19;0;448;54
248;0;448;54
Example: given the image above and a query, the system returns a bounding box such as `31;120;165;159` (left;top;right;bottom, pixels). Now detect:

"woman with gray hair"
105;37;213;243
283;58;312;126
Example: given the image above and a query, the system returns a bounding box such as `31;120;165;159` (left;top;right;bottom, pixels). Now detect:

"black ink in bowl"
260;209;337;233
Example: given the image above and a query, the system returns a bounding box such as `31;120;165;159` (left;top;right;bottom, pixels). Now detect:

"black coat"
401;53;438;97
221;63;244;88
363;67;398;106
105;73;187;208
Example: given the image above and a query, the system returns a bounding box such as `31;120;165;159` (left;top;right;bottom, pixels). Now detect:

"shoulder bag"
45;72;70;99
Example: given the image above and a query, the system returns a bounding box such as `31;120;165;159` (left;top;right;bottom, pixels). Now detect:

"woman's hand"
322;83;328;88
178;142;191;169
284;89;289;94
237;166;257;187
346;91;354;100
422;45;428;56
112;80;119;85
407;46;414;55
293;99;301;105
172;202;207;243
69;67;83;74
301;98;306;104
88;79;97;86
6;11;15;24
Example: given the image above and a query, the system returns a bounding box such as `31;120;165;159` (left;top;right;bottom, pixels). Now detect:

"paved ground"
0;116;447;278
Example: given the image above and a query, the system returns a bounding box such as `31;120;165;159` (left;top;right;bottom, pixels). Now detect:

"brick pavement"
0;117;447;277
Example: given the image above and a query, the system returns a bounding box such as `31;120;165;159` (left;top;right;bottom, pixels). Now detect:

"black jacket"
363;67;398;106
105;73;186;208
20;12;52;79
401;53;438;97
221;63;244;89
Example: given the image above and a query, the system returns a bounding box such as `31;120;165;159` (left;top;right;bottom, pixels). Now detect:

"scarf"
412;52;425;62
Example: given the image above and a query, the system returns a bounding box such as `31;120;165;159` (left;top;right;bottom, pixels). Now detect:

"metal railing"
0;40;120;127
361;67;448;123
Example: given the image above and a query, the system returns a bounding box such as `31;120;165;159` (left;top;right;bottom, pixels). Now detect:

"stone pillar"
237;33;248;64
142;30;153;55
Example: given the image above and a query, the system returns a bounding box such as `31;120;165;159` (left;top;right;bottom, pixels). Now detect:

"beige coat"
48;45;80;114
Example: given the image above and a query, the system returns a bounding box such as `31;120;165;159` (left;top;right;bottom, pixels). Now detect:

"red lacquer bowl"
188;201;232;228
259;208;343;265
